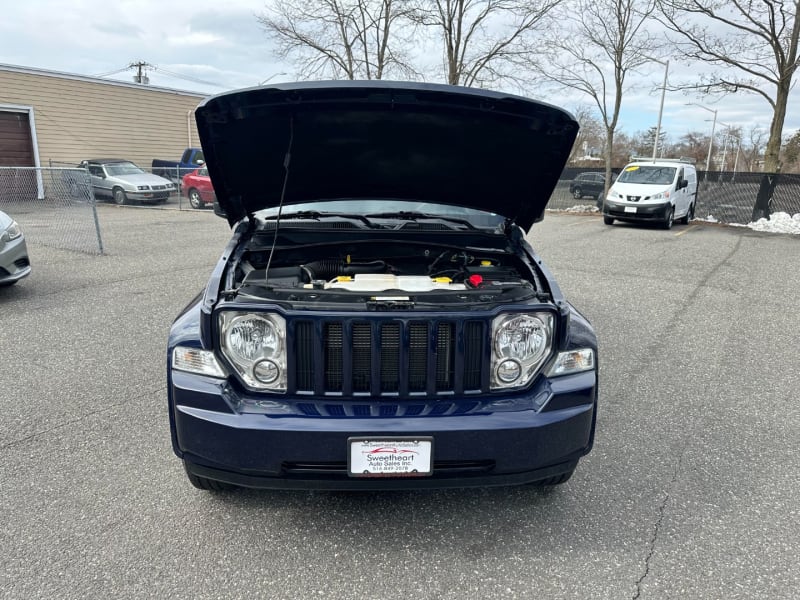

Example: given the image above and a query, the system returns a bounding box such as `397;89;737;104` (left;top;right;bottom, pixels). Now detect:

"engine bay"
225;235;549;307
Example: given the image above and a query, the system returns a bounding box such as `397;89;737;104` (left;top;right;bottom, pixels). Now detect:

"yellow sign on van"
625;166;640;171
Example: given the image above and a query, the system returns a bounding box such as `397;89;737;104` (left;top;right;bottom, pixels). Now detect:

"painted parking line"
674;224;701;237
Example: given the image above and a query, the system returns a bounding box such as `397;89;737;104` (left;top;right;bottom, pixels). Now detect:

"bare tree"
673;130;712;165
567;105;606;164
258;0;417;80
782;129;800;172
537;0;661;193
410;0;562;87
656;0;800;174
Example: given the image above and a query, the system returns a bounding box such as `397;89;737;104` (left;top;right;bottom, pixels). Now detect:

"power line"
89;61;227;89
92;67;130;78
152;66;226;88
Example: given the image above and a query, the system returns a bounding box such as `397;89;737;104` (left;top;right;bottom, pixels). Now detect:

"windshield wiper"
365;211;476;230
261;210;376;228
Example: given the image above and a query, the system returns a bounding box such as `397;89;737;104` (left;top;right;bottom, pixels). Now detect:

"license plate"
624;206;637;213
348;437;433;477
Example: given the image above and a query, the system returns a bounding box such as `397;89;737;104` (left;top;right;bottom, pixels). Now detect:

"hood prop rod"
264;115;295;287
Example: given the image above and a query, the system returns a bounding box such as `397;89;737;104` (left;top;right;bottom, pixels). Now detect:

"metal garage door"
0;111;35;167
0;111;39;203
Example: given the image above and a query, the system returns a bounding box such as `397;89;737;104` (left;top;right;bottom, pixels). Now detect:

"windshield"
105;162;145;176
255;200;505;229
617;165;676;185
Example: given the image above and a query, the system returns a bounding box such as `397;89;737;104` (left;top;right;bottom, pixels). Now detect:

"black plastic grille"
291;318;486;397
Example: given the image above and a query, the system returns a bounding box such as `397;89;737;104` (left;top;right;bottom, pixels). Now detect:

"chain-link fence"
49;160;215;212
0;167;104;255
548;167;800;224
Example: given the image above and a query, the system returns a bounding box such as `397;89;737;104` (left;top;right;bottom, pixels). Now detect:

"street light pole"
652;59;669;161
686;103;718;180
705;109;718;174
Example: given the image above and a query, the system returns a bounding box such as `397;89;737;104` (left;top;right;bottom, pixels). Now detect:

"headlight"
650;191;669;200
610;190;623;199
219;312;287;391
491;313;553;390
1;220;22;242
137;185;150;190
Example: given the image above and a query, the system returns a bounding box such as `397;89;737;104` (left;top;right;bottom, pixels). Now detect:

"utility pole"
129;61;151;84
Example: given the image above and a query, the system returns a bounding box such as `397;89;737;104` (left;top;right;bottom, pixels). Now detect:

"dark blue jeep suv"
167;81;598;491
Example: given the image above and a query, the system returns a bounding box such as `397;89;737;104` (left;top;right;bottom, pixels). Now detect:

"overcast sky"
2;0;798;146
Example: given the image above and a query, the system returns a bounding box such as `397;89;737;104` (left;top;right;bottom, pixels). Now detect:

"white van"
602;158;698;229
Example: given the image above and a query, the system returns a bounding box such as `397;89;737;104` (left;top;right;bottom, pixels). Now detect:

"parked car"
569;172;606;204
182;166;215;209
152;148;205;183
168;81;598;492
0;210;31;286
603;158;698;229
79;159;175;205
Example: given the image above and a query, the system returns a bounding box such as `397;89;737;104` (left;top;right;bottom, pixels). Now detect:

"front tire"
183;462;236;491
603;215;614;225
662;207;674;229
188;188;203;209
536;469;575;486
572;188;583;199
113;187;128;206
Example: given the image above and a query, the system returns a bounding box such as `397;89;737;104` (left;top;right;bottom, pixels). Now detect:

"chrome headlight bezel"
218;312;287;392
491;312;554;390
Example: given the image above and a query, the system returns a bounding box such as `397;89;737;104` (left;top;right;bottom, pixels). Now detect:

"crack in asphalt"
630;236;742;599
632;451;685;600
0;385;166;450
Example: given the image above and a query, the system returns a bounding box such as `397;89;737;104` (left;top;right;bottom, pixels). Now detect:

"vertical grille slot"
408;323;429;392
325;323;343;391
463;321;483;390
295;321;314;391
352;323;372;392
380;323;401;392
435;323;454;390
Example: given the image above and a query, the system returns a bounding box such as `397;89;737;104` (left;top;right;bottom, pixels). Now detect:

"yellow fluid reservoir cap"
336;276;353;282
432;277;453;283
480;260;493;266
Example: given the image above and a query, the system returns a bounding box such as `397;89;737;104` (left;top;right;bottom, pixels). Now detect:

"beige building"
0;63;207;169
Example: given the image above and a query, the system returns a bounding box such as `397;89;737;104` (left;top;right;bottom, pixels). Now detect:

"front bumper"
603;200;671;222
128;190;172;202
169;369;597;490
0;235;31;284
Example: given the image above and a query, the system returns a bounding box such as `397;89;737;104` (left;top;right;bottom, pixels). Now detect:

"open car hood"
195;81;578;230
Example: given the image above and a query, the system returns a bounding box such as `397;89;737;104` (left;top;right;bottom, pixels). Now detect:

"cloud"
167;31;225;47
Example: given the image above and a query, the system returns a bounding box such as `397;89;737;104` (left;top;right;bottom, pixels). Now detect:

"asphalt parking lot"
1;207;798;599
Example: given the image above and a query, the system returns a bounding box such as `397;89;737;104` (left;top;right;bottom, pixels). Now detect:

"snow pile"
565;205;599;213
698;215;719;223
745;212;800;235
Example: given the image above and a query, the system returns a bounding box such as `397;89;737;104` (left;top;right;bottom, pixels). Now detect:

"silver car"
0;210;31;286
80;159;175;205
